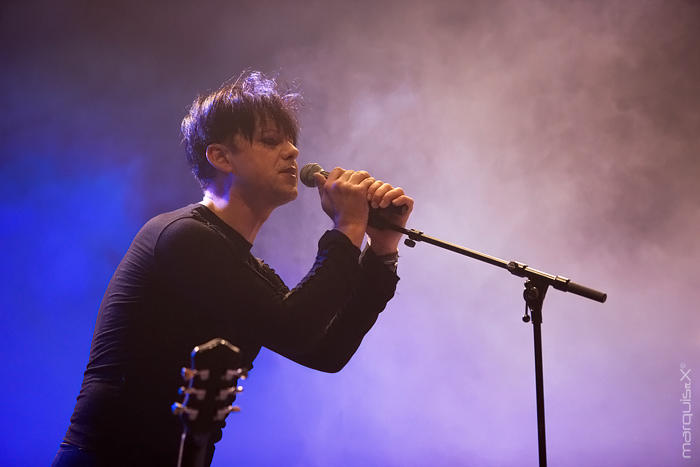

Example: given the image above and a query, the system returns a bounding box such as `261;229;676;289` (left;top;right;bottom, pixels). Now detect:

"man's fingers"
359;176;376;189
370;183;394;208
391;194;414;212
324;169;410;213
378;186;405;208
338;169;354;182
327;167;345;182
349;170;372;184
367;179;383;201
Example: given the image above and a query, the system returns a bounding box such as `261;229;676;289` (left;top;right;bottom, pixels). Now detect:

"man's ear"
205;143;236;175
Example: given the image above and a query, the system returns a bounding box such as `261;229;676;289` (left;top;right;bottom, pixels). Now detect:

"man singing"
53;71;413;466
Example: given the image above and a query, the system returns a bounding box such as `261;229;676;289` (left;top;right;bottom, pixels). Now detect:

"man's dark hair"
181;71;301;188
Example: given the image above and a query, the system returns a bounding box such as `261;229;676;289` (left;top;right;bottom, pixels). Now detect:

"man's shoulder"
146;204;250;269
134;203;252;265
142;203;218;241
130;203;214;251
145;203;202;230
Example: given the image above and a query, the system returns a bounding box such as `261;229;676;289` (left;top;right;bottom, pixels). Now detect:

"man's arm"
281;169;413;371
154;220;366;358
275;246;399;372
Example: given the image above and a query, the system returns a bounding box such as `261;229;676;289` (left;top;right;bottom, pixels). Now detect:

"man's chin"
277;189;298;206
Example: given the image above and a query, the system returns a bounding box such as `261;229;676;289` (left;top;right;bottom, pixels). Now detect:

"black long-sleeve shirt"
63;203;397;465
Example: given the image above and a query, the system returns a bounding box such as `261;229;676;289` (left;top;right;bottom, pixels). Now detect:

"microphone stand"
368;212;607;467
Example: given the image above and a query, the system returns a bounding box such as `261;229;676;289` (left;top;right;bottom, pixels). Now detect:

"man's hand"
365;179;414;255
313;167;375;248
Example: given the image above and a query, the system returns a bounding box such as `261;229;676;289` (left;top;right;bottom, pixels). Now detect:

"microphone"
300;163;408;216
299;162;328;187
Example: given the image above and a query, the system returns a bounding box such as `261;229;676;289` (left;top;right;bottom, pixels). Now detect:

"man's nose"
283;141;299;160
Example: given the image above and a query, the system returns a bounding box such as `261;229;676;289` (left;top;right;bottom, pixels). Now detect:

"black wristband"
375;251;399;273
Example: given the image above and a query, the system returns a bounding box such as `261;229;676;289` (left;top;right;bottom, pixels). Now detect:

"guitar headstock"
171;338;249;434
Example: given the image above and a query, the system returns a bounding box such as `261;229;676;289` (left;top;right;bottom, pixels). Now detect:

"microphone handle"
373;202;408;217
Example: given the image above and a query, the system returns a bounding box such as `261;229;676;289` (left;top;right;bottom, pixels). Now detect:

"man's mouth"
280;166;297;176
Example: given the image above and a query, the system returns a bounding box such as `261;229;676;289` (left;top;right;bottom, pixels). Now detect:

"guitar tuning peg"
171;402;185;415
171;402;193;416
180;387;207;400
182;366;210;381
171;402;201;420
223;368;249;381
216;386;244;401
214;405;240;421
181;367;196;381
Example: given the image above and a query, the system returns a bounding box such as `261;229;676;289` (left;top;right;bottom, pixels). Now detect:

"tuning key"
224;368;248;381
181;367;211;381
178;386;207;400
214;405;240;421
181;367;196;381
171;402;185;415
171;402;200;421
216;386;244;400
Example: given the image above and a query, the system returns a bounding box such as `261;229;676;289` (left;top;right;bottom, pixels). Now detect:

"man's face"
229;119;299;209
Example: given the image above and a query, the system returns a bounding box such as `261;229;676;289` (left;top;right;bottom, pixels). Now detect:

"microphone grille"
300;163;324;187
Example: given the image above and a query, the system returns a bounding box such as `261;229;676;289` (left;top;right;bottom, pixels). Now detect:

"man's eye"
262;138;280;146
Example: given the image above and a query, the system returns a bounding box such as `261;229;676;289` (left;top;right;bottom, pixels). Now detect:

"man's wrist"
361;245;399;273
367;239;399;256
334;223;365;249
375;250;399;273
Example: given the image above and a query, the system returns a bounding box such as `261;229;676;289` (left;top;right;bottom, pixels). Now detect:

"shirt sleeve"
153;218;388;361
268;245;399;372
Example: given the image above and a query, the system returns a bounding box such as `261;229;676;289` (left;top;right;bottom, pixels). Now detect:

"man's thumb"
312;172;326;192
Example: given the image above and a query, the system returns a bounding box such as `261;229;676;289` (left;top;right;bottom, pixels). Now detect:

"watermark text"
681;363;692;460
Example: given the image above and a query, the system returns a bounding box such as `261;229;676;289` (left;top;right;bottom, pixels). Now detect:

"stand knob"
523;285;539;302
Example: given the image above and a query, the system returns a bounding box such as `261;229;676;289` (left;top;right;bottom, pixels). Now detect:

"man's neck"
200;189;272;244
